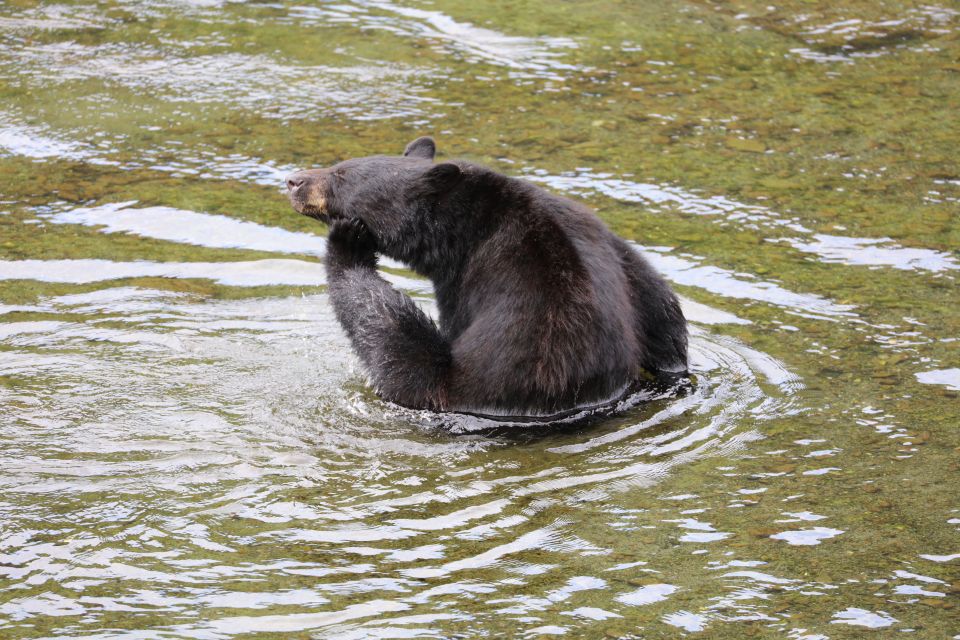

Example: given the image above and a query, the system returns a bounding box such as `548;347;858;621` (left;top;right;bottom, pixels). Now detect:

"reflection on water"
1;0;958;637
0;119;102;162
0;257;330;286
347;0;578;73
777;234;959;273
1;286;796;636
638;246;857;321
533;169;959;276
11;43;437;122
914;368;960;391
54;202;330;255
528;168;812;233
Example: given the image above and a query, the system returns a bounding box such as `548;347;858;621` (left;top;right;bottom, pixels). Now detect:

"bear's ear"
403;136;436;160
420;162;462;193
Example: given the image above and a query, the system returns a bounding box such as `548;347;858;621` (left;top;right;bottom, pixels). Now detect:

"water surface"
1;1;958;638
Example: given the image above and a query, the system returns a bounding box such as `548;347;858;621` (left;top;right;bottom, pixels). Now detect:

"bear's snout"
285;169;330;221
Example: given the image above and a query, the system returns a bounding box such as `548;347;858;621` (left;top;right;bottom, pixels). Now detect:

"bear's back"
448;179;642;414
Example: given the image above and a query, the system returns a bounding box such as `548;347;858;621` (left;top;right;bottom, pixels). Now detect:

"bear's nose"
286;174;305;190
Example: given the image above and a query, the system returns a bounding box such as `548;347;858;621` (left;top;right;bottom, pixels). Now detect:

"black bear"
286;137;687;418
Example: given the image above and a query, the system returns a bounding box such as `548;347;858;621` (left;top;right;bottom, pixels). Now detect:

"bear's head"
286;137;463;260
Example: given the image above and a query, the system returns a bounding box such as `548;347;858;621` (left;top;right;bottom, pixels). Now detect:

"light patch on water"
680;531;732;543
549;326;800;462
663;610;707;632
0;320;68;340
893;584;945;597
527;169;810;233
637;246;856;320
722;571;797;585
0;4;104;31
138;146;297;187
49;202;408;271
480;576;607;615
531;168;957;279
787;47;888;64
777;511;827;522
669;517;716;531
53;202;328;256
915;368;960;391
9;42;437;121
802;467;840;476
0;118;102;162
176;598;412;635
799;6;958;41
777;234;959;273
616;583;678;606
770;527;844;546
286;0;578;75
0;255;429;293
400;522;589;580
0;258;328;287
390;499;510;531
523;626;567;636
358;1;578;74
560;607;620;620
679;297;751;325
893;569;947;584
830;607;898;628
0;108;296;187
47;203;815;323
0;303;47;315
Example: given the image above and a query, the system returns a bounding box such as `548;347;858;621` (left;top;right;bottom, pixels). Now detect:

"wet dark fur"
286;137;688;416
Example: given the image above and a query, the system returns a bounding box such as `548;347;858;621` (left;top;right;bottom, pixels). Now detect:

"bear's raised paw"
326;218;378;274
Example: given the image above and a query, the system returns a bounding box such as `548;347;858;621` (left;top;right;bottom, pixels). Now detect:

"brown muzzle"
286;169;330;220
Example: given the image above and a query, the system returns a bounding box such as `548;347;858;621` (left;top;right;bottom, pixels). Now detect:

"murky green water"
1;0;958;637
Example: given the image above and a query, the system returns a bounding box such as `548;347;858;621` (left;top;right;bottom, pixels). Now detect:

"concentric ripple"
0;284;798;637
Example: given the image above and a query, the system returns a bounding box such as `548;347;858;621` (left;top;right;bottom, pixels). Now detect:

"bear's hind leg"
326;219;452;411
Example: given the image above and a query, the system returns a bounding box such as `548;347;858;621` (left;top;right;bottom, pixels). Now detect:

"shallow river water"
1;1;958;638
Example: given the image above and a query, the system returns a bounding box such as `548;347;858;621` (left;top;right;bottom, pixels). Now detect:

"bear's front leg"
325;219;453;411
324;217;378;278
